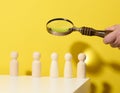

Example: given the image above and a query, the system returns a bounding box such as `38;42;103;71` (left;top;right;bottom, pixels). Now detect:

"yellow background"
0;0;120;93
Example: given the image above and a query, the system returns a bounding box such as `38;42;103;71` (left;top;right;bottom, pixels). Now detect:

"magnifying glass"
46;18;112;38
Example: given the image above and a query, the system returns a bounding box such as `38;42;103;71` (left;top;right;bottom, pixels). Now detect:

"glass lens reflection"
47;20;73;32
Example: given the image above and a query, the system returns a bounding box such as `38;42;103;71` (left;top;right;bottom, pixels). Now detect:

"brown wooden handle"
80;27;113;38
95;30;112;38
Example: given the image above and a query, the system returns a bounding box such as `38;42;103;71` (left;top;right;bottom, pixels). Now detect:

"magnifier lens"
47;20;73;32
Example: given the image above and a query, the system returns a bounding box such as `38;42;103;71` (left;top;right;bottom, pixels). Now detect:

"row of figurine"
10;52;86;79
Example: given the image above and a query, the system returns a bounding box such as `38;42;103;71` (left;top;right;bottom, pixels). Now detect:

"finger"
103;32;116;44
105;24;119;30
111;36;120;47
110;43;118;48
105;27;115;31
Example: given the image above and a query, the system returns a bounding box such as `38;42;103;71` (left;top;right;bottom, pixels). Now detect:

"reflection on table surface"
0;75;89;93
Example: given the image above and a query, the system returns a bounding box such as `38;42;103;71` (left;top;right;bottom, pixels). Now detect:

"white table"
0;75;90;93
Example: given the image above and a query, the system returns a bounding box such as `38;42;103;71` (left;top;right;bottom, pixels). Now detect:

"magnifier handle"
94;30;112;38
80;27;113;38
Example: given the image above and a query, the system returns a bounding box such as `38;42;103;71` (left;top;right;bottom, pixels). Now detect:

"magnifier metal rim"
46;18;74;25
46;18;74;36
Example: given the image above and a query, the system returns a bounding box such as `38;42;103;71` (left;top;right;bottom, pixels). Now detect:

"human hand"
103;24;120;48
